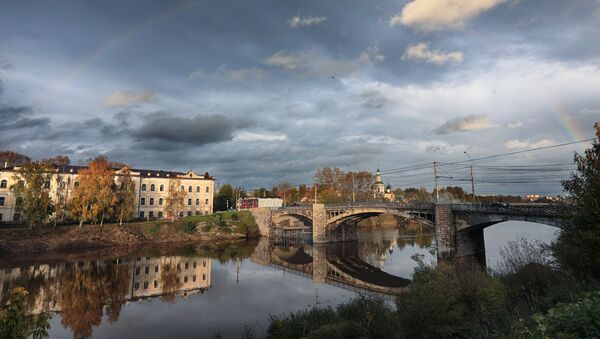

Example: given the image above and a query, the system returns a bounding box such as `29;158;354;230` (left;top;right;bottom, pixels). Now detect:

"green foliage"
180;219;197;234
531;291;600;338
215;184;234;211
554;124;600;280
146;223;161;234
0;287;50;339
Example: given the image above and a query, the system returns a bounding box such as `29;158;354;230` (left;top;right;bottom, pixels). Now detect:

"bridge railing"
451;203;560;217
323;202;435;210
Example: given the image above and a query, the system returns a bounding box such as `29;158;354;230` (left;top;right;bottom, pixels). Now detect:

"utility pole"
464;151;476;204
352;172;356;203
433;162;439;203
314;175;318;203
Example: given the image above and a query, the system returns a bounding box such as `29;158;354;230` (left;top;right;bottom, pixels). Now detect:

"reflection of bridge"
250;239;411;295
250;202;564;258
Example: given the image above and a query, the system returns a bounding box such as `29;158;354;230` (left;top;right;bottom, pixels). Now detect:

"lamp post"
464;151;476;204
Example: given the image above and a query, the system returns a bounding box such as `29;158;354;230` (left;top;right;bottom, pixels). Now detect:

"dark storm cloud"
133;113;237;146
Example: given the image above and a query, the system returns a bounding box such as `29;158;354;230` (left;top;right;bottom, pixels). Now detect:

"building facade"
0;165;214;223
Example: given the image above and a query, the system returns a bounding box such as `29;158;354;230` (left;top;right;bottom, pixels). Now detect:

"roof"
1;165;214;180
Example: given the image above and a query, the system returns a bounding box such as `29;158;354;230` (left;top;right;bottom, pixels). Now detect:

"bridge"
249;202;564;258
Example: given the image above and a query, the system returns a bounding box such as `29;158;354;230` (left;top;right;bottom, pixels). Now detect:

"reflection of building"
0;166;214;222
0;256;212;315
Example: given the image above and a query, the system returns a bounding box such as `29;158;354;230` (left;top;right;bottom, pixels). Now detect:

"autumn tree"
0;150;30;167
11;161;54;229
164;178;187;221
69;156;116;227
113;167;136;225
553;122;600;280
40;155;70;167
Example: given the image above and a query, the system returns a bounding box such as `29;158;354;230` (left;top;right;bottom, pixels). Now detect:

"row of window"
139;210;208;218
133;274;206;290
134;261;206;276
140;197;210;206
141;183;210;193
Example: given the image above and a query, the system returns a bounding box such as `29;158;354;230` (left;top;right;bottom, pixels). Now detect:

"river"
0;221;557;338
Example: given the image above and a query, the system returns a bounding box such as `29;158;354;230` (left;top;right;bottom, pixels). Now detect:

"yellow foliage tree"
164;178;187;222
70;156;116;226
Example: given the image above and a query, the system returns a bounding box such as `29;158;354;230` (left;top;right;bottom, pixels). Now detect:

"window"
184;276;188;283
0;197;4;206
202;273;206;281
193;261;197;268
193;275;197;282
188;198;192;206
159;198;163;205
203;260;206;267
185;262;189;270
160;184;164;192
149;211;154;218
44;181;50;189
153;280;158;288
206;186;209;193
143;281;149;289
177;263;181;270
134;282;139;290
155;265;159;273
179;211;184;218
0;213;2;221
195;211;200;215
158;211;163;218
188;186;192;193
145;266;149;275
139;211;144;218
205;198;209;205
149;197;154;205
196;198;200;205
136;267;140;275
180;185;184;191
0;180;6;188
187;211;192;216
204;211;208;215
150;184;155;191
141;184;146;191
74;182;79;188
140;197;146;205
196;186;200;192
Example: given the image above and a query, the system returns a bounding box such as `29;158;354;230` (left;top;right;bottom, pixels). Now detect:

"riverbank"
0;211;259;255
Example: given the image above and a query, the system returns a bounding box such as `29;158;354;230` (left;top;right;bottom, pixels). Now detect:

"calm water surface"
0;222;556;338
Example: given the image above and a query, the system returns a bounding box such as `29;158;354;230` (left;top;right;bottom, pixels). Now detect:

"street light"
464;151;476;204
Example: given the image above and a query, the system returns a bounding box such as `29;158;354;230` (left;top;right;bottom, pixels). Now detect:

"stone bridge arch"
325;208;435;229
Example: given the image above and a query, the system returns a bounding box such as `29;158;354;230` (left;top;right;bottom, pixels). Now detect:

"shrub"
180;219;197;234
146;223;161;234
532;291;600;338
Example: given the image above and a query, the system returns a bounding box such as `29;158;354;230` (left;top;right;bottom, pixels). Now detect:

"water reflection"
0;229;436;338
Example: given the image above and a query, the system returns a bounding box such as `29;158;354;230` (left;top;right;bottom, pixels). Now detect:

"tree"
0;150;30;167
113;167;136;225
69;156;116;227
164;178;187;221
553;122;600;280
215;184;234;211
0;287;50;339
40;155;70;167
11;161;54;229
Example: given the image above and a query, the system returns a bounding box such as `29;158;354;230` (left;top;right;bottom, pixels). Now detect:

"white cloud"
234;131;287;142
402;43;463;65
504;139;555;150
264;51;310;70
188;66;264;82
358;46;385;65
339;134;402;145
580;108;600;115
507;120;523;128
104;90;157;107
288;16;327;28
390;0;505;31
264;51;358;76
434;114;498;134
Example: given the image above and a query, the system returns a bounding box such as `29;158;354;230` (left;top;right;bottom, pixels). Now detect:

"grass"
175;211;259;236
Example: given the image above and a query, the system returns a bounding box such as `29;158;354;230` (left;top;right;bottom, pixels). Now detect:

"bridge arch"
272;213;313;229
326;209;435;229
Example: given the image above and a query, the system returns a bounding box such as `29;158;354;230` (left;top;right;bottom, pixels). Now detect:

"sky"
0;0;599;195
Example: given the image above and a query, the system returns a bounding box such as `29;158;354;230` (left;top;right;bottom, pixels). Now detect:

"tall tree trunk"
79;219;83;227
100;212;104;227
119;208;123;226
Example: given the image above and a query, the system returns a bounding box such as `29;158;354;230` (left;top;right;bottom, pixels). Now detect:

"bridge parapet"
451;203;560;217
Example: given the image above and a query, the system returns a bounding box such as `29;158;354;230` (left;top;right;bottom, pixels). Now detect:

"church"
372;168;395;202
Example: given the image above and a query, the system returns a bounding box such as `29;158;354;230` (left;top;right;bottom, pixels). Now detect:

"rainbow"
58;1;200;87
553;105;588;142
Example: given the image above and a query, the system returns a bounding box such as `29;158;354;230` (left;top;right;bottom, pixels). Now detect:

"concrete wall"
435;204;456;258
248;208;273;237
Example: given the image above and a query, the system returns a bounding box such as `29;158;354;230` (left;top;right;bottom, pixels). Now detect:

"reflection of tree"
58;263;131;339
160;263;182;303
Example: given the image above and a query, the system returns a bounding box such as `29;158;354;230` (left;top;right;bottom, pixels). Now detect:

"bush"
146;223;161;234
531;291;600;338
180;219;197;234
